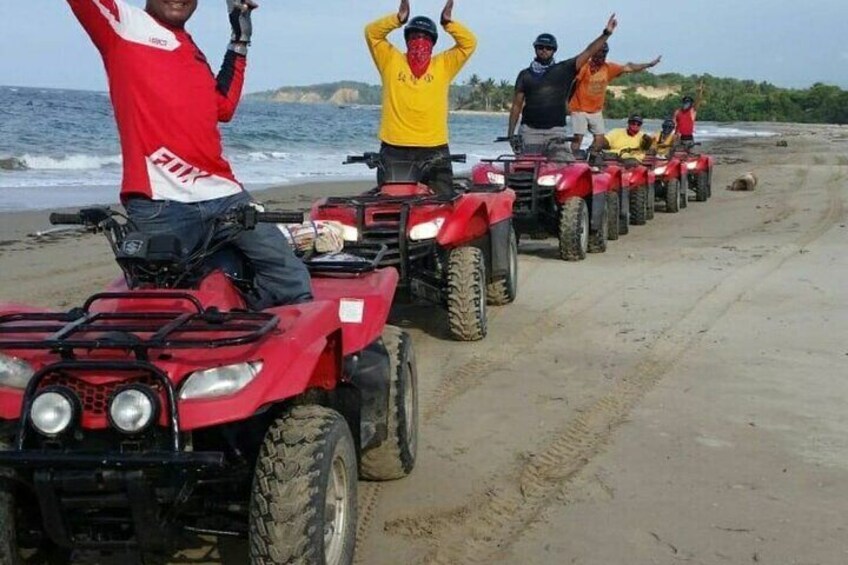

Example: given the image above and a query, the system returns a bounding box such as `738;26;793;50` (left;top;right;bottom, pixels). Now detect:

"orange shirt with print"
569;62;624;114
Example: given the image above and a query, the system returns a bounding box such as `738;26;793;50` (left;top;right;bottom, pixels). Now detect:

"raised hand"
441;0;454;24
605;13;617;35
398;0;410;24
228;0;258;44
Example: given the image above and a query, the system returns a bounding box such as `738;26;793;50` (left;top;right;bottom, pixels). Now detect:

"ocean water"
0;85;776;212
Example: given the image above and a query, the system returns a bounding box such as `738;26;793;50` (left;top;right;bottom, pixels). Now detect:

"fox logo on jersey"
150;147;213;185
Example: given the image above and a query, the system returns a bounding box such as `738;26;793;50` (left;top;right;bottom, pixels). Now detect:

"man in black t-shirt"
507;14;618;155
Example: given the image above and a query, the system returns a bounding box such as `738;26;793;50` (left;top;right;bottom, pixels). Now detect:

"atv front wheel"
487;227;519;305
694;171;709;202
587;200;608;254
606;191;620;241
0;444;70;565
446;246;488;341
681;176;690;209
665;178;680;213
706;167;713;198
630;185;648;225
558;197;589;261
618;190;630;236
646;183;656;220
360;326;418;481
249;406;357;565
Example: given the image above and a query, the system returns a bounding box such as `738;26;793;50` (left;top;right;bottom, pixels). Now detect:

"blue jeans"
124;192;313;309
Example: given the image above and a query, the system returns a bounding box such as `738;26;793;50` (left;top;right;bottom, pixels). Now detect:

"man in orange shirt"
570;44;661;153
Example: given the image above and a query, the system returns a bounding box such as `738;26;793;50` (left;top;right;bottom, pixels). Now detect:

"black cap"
405;16;438;44
533;33;558;51
628;114;644;125
662;118;675;132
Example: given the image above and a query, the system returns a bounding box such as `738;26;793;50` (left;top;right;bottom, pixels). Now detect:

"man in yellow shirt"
365;0;477;196
604;114;653;161
650;118;678;157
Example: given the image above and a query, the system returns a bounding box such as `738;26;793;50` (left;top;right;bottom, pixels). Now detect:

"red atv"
0;206;418;564
311;152;517;342
471;136;616;259
644;152;687;213
591;150;657;231
674;142;714;202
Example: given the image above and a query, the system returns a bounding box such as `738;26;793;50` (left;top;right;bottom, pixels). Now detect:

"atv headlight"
0;353;35;389
31;389;76;436
686;161;698;170
110;386;158;434
409;218;445;241
487;172;505;185
653;166;667;176
340;224;359;242
537;173;562;187
180;361;263;400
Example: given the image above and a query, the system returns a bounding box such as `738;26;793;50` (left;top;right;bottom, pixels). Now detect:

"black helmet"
405;16;438;44
533;33;558;51
627;113;644;125
682;95;694;106
661;118;675;133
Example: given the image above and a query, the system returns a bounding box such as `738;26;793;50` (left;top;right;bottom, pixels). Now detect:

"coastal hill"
249;73;848;124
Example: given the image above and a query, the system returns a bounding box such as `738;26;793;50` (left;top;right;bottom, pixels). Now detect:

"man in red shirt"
65;0;312;308
674;82;706;142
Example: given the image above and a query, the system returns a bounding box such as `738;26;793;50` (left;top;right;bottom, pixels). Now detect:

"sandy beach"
1;123;847;564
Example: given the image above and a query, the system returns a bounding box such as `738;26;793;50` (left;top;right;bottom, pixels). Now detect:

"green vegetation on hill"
250;74;847;124
456;72;848;124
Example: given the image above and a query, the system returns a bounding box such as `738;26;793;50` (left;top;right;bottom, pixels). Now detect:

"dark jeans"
378;143;454;197
680;134;695;142
124;192;313;309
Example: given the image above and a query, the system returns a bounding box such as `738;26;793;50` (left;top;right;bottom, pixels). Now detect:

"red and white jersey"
67;0;246;203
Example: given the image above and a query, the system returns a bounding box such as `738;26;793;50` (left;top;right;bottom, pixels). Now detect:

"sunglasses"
628;121;643;126
535;45;555;52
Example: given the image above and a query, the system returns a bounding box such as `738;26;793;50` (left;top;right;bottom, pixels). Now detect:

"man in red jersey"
674;82;706;143
65;0;312;308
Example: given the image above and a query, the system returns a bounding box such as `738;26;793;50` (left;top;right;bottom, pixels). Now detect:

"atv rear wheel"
694;171;709;202
630;185;648;225
606;191;620;241
587;200;608;254
706;167;713;198
360;326;418;481
646;183;656;220
446;246;488;341
249;406;357;565
681;176;690;209
558;197;589;261
486;227;519;305
665;178;680;213
618;191;630;236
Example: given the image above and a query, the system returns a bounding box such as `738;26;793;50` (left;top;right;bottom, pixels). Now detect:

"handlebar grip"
451;154;467;163
255;211;305;224
494;136;512;142
49;213;83;225
344;156;367;164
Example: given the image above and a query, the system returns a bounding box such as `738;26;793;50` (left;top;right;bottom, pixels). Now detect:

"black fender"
487;218;513;280
590;192;606;233
344;339;391;452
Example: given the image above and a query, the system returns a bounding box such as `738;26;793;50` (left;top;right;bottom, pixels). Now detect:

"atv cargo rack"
0;291;279;362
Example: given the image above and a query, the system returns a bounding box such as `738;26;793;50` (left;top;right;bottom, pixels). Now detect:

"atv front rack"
0;291;279;361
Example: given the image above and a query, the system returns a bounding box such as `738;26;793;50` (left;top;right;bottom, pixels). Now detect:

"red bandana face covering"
407;37;434;78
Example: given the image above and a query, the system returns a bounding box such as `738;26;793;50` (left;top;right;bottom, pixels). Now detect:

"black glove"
509;136;522;154
228;0;255;55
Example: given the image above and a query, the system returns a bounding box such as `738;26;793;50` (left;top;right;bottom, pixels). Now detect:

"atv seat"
379;183;434;197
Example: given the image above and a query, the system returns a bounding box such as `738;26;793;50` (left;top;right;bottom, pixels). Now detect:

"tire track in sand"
386;176;843;565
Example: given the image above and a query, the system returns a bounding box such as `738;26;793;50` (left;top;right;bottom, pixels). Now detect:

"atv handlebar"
343;152;466;168
49;212;84;226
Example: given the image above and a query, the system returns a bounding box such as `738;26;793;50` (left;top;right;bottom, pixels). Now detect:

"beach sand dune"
1;125;847;564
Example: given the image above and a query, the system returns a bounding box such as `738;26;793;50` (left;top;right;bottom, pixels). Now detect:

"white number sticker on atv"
339;299;365;324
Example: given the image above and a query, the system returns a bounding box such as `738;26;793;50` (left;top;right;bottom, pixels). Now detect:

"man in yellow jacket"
365;0;477;195
604;114;653;161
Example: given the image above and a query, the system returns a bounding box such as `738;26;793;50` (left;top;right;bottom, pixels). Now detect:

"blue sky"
3;0;847;92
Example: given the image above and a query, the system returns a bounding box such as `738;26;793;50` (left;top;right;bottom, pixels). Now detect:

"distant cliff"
248;81;471;107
